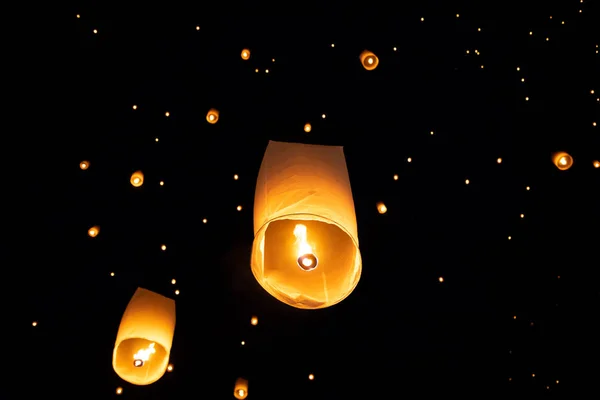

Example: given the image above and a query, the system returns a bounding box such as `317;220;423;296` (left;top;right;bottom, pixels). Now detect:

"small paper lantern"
376;202;387;214
251;141;362;309
80;161;89;170
206;109;219;124
250;316;258;325
593;160;599;168
234;378;248;399
552;151;573;171
241;49;251;60
304;123;312;133
113;288;176;385
130;171;144;187
360;50;379;70
88;226;100;237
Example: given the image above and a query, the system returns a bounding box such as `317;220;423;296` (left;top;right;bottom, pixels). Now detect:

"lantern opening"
115;338;168;383
294;224;318;271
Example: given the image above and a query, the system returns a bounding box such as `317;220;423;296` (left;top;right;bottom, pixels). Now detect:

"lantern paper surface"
234;377;248;399
113;288;176;385
251;140;361;309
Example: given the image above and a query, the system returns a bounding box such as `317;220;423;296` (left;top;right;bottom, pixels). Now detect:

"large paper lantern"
360;50;379;70
113;288;176;385
234;378;248;399
130;171;144;187
251;140;362;309
552;151;573;171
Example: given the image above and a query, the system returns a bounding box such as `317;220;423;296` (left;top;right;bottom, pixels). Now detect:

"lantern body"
251;140;361;309
206;108;219;124
234;378;248;399
112;288;176;385
241;49;251;60
80;161;89;170
359;50;379;70
552;151;573;170
88;226;100;237
130;171;144;187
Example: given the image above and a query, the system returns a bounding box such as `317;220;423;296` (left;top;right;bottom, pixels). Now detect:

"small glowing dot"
110;272;115;276
308;374;315;380
322;114;326;119
251;316;258;325
529;31;533;35
171;279;176;284
407;157;412;163
165;111;170;117
265;69;269;73
161;245;167;251
430;131;434;135
116;387;123;395
480;65;484;69
525;96;529;101
393;174;399;180
516;67;520;71
304;123;312;133
155;137;159;142
237;205;242;211
32;321;38;327
456;14;460;17
331;43;335;47
241;341;245;345
234;174;239;180
132;105;138;110
438;277;444;282
521;78;525;82
592;160;600;168
76;14;80;18
202;218;207;223
546;37;550;41
591;90;595;94
526;186;530;191
175;289;180;295
196;26;200;30
93;29;98;34
508;236;512;240
420;17;424;22
520;214;525;219
255;69;259;73
465;179;470;184
593;122;597;126
393;47;397;51
497;158;502;164
167;364;174;372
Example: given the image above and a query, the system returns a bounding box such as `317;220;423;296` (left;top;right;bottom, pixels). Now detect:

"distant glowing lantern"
360;50;379;70
130;171;144;187
241;49;251;60
250;316;258;325
593;160;599;168
376;202;387;214
304;123;312;133
88;226;100;237
234;378;248;399
80;161;89;170
113;288;176;385
206;109;219;124
551;151;573;170
251;140;362;309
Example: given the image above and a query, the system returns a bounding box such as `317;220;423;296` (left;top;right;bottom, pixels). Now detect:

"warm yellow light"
593;160;600;168
304;123;312;132
174;289;180;295
308;373;315;380
196;26;200;30
80;161;89;170
32;321;38;326
376;202;387;214
234;378;249;399
171;279;176;284
241;49;251;60
133;342;156;367
234;174;239;180
167;364;174;371
393;174;399;180
551;151;573;170
88;226;100;237
206;108;219;124
116;387;123;395
250;316;258;326
159;180;164;186
202;218;207;223
497;158;502;164
438;277;444;282
165;111;170;117
407;157;412;163
294;224;318;271
237;205;242;211
465;179;470;185
133;105;137;110
161;244;166;251
359;50;379;70
130;171;144;187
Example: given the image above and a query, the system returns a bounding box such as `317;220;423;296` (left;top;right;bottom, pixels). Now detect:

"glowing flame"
294;224;318;270
133;342;156;367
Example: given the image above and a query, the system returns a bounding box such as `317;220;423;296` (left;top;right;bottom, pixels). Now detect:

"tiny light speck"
93;29;98;34
438;277;444;282
196;26;200;30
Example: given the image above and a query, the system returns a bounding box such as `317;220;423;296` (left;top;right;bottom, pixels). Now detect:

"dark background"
15;0;599;398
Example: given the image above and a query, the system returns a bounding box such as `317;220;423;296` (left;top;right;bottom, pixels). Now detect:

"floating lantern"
251;140;362;309
241;49;251;60
88;226;100;237
304;123;312;133
206;108;219;124
250;316;258;325
552;151;573;170
234;378;248;399
593;160;599;168
130;171;144;187
80;161;89;170
360;50;379;70
376;202;387;214
113;288;176;385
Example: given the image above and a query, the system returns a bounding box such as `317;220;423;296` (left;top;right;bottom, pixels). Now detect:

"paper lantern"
552;151;573;170
234;378;248;399
593;160;599;168
304;123;312;133
113;288;176;385
130;171;144;187
251;140;362;309
241;49;251;60
376;202;387;214
80;161;89;170
88;226;100;237
206;108;219;124
360;50;379;70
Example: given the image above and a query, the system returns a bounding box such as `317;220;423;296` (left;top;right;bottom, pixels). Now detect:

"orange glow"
234;378;248;399
206;108;219;124
241;49;250;60
360;50;379;70
304;123;312;132
376;202;387;214
593;160;599;168
551;151;573;170
88;226;100;237
130;171;144;187
80;161;89;170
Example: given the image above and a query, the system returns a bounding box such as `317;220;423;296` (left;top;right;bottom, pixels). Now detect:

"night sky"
20;1;599;398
